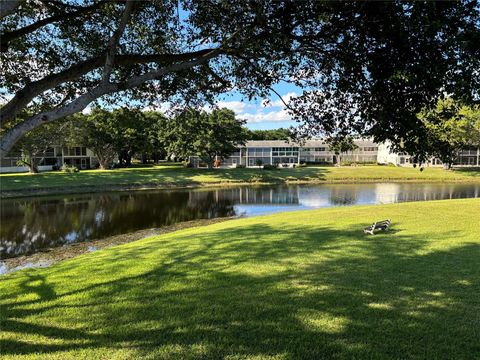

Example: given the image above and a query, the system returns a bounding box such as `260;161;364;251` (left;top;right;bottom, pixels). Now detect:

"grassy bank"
1;164;480;197
1;199;479;359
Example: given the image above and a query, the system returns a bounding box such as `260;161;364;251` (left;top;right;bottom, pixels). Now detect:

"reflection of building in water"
297;187;332;207
373;183;402;204
188;187;300;205
374;183;480;203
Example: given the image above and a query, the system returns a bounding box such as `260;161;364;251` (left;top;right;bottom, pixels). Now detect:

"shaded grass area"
1;199;479;359
1;164;480;196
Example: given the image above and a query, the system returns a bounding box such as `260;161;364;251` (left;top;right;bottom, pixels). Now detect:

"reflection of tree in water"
2;184;479;258
394;184;479;202
329;187;359;206
1;191;236;258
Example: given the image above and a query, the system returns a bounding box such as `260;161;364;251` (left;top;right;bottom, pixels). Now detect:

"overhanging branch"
0;1;109;52
0;47;221;154
102;0;135;83
0;49;220;125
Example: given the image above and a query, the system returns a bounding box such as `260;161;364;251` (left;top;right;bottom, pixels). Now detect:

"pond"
1;182;479;258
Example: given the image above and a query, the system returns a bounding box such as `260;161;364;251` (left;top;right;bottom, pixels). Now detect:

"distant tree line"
9;107;251;172
246;128;292;141
7;98;480;173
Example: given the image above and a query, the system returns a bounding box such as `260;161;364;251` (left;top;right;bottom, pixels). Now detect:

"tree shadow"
1;221;479;358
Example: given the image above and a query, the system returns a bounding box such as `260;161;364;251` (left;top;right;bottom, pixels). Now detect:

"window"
314;147;326;152
272;147;298;157
64;147;87;156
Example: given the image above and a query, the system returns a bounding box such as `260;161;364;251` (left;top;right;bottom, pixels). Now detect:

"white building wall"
376;142;400;165
0;165;54;173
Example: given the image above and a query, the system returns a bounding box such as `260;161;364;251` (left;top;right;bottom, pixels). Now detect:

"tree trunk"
206;157;214;169
20;151;39;173
98;157;109;170
333;154;341;166
29;163;39;174
125;153;132;167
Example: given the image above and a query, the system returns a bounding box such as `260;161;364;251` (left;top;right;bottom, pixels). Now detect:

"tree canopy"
66;107;166;168
162;108;247;167
419;99;480;167
327;136;359;166
247;128;292;141
1;1;479;161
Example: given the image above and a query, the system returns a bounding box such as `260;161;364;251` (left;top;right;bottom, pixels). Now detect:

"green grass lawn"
1;164;480;195
1;199;479;359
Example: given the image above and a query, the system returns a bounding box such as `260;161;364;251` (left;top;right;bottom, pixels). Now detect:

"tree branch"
0;0;24;19
269;86;295;111
0;48;221;155
0;1;109;52
204;65;232;90
102;0;135;83
0;49;219;125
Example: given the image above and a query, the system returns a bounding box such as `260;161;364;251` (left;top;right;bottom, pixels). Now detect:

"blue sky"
214;82;301;130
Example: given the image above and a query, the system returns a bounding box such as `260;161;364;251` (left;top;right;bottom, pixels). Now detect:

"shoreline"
0;217;233;275
3;177;480;199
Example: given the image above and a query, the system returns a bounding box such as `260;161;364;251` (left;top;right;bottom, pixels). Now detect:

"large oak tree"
1;0;479;161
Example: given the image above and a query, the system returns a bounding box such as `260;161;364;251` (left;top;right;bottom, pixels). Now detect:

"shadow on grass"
1;222;479;358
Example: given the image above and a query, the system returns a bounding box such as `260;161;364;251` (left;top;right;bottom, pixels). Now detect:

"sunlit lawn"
1;163;480;193
1;199;479;359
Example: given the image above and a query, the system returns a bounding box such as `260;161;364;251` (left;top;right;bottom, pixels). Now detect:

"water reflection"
1;183;479;258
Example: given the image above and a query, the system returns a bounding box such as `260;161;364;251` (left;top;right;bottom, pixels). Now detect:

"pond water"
1;183;479;258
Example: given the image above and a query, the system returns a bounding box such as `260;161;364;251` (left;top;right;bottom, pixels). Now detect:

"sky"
2;81;302;131
139;81;304;130
211;81;303;130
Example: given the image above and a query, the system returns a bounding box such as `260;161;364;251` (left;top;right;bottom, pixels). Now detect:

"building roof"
243;138;376;148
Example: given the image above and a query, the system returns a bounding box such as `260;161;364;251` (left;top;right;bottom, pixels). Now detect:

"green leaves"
419;98;480;166
163;108;247;166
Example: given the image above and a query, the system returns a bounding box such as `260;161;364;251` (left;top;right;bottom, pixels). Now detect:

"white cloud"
239;109;292;123
262;92;298;108
216;100;251;113
236;91;298;123
142;102;172;113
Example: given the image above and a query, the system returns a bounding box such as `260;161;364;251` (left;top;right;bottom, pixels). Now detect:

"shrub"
255;159;263;166
236;164;246;168
60;164;79;173
263;164;278;170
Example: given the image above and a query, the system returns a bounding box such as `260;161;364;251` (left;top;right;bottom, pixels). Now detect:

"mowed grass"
1;199;479;359
1;163;479;194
